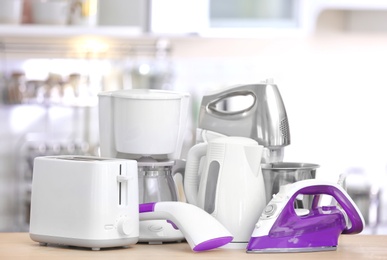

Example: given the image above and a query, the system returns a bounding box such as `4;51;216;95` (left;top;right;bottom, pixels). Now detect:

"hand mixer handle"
294;182;365;234
206;88;257;118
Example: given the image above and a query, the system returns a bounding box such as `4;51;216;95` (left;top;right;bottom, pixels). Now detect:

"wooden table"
1;233;386;259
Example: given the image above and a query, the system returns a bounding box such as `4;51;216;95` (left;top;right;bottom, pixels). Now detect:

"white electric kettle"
184;136;266;245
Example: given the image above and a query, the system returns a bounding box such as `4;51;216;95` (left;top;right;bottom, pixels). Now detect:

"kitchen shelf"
0;24;142;39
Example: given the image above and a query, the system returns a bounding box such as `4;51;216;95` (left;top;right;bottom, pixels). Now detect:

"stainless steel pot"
261;162;319;207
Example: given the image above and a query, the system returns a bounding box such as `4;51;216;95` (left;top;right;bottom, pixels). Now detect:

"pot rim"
262;162;320;170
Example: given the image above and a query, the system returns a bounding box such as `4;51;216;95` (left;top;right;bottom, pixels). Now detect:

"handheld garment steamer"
139;201;233;251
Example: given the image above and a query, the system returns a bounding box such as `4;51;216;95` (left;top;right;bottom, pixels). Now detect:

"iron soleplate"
247;246;337;253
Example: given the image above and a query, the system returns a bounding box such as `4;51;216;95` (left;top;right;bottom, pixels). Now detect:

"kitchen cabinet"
1;0;385;46
305;0;387;33
2;0;385;58
151;0;304;37
0;0;151;58
151;0;387;35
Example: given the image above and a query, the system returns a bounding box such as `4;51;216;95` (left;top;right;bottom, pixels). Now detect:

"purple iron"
139;201;233;252
247;179;365;253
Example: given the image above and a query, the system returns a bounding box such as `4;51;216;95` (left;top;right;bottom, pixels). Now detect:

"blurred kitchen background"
1;0;387;234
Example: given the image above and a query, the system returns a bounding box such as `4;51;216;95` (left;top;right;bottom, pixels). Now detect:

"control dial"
117;217;133;236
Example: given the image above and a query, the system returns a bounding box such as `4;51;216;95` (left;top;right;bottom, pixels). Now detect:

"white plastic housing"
29;156;139;250
139;220;185;243
98;89;190;159
185;136;267;243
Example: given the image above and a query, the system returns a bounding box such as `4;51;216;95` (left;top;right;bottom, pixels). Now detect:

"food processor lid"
109;89;184;100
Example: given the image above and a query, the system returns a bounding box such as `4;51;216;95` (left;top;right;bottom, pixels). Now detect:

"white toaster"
29;155;139;250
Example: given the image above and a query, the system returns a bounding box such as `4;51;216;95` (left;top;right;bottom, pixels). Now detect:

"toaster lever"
117;175;129;182
117;174;129;206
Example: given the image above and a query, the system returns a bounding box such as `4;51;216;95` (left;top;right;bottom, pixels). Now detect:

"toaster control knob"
118;218;133;236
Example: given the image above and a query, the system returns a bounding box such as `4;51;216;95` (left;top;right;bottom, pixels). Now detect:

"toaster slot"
117;164;128;206
119;164;122;205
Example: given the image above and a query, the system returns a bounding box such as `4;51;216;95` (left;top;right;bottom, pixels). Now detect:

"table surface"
1;233;387;259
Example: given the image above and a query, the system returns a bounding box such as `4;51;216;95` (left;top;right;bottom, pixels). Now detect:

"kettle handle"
206;90;256;117
184;143;208;206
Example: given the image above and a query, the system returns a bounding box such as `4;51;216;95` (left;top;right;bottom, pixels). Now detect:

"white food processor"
98;89;190;243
